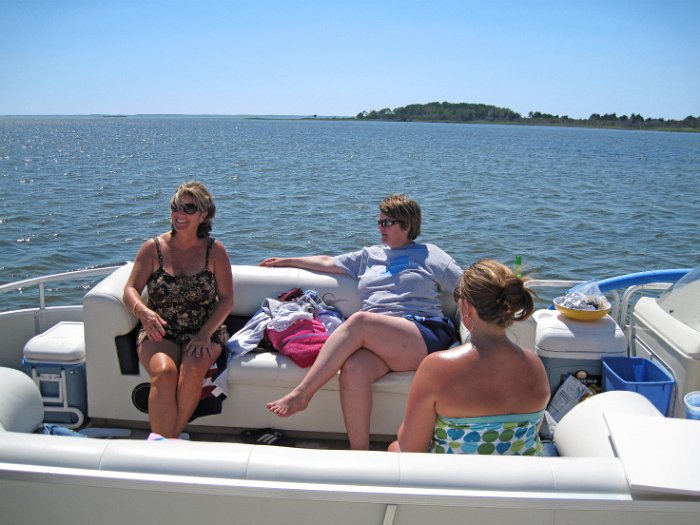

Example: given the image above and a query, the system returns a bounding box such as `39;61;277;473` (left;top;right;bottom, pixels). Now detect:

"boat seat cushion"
228;351;414;392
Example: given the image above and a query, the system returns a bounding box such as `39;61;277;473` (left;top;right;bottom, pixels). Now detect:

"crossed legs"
267;311;427;448
339;349;390;449
138;339;222;438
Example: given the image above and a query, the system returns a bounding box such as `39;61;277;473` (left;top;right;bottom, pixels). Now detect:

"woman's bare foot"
267;390;310;417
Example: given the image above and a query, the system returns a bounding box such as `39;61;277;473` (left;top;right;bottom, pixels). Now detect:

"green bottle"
514;255;522;279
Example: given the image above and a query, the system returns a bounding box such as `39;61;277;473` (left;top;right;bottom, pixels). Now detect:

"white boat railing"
0;266;122;309
526;278;673;332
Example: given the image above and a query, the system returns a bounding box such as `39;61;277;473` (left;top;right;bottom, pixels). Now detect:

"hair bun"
456;259;535;327
503;278;524;300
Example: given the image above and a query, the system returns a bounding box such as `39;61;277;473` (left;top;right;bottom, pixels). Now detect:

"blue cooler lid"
23;321;86;363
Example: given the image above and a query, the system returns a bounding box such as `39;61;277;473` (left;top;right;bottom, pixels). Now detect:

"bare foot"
267;390;309;417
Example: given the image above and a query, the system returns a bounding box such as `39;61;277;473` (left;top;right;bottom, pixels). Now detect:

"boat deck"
81;420;393;450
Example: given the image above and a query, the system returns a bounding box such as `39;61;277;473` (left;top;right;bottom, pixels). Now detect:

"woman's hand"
184;331;213;358
136;306;168;342
259;257;286;267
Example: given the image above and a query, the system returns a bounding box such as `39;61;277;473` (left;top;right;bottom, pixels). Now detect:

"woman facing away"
261;194;464;450
123;181;234;439
389;259;550;455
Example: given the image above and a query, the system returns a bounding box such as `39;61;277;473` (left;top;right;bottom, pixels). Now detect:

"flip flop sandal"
240;428;294;447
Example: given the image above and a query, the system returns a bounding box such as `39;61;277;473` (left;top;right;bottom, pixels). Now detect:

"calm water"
1;116;699;309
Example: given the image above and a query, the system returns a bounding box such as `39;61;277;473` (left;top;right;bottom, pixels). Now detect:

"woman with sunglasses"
260;194;462;449
389;260;550;455
124;181;233;439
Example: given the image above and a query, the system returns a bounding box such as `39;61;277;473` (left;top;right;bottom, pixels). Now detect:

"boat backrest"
0;432;630;497
83;262;458;375
0;367;44;433
85;262;457;320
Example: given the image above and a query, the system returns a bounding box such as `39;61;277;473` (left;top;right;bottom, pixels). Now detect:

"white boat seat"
82;263;458;435
229;351;415;392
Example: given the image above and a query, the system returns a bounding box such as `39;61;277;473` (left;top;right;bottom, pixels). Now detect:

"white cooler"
22;321;87;428
534;309;628;393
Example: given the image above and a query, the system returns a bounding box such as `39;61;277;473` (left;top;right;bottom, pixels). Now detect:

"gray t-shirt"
334;243;463;317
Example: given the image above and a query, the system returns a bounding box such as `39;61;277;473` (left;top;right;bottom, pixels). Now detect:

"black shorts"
404;315;459;353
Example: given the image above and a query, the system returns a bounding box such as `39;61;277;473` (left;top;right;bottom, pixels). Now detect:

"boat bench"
1;366;668;506
82;263;458;436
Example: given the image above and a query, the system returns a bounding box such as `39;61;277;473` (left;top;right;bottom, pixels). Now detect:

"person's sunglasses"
170;202;200;215
377;219;401;228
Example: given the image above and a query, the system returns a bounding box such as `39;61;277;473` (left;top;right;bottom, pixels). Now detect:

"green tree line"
355;102;699;131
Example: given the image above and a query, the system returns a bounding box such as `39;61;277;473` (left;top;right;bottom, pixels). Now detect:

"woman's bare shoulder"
135;236;159;258
209;238;232;270
420;345;472;373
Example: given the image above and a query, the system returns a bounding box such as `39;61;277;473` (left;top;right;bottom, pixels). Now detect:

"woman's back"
426;341;549;455
432;341;550;419
389;259;552;455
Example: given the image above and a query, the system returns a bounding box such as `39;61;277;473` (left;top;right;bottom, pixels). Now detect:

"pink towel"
266;318;329;368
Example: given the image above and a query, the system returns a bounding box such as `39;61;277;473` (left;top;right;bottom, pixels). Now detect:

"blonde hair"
379;194;421;240
454;259;536;328
170;180;216;238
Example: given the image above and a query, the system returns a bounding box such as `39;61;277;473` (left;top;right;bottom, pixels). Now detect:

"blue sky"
1;0;698;119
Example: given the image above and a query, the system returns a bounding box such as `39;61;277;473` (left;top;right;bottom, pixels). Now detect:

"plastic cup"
684;391;700;420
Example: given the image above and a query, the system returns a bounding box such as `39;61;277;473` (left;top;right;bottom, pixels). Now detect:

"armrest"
553;391;661;457
83;263;139;337
83;264;140;375
0;367;44;433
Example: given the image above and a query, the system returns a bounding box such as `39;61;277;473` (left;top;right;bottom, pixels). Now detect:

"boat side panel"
631;296;700;418
0;472;389;525
2;461;699;525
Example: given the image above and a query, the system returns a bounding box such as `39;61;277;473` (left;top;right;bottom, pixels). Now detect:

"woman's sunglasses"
377;219;401;228
170;202;200;215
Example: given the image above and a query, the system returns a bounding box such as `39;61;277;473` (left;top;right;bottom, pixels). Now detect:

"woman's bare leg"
138;339;181;437
267;312;427;417
339;349;390;450
173;343;223;436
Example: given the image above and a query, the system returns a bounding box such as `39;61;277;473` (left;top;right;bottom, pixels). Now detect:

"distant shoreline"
2;113;697;133
353;102;700;133
302;116;698;133
344;118;700;133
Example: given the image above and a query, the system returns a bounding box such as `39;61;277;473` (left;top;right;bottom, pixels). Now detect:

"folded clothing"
190;353;227;421
266;318;329;368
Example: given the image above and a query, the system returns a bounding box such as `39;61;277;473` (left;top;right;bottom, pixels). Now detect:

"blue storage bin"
602;357;675;415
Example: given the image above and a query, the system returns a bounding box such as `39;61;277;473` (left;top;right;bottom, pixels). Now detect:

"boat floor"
80;420;393;450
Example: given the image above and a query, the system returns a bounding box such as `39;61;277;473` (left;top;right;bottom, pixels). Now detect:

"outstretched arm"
259;255;345;274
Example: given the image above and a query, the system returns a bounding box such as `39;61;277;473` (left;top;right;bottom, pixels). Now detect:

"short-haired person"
389;259;550;455
261;194;463;450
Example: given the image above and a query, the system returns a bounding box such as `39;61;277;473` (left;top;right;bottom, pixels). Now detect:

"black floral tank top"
141;237;228;345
